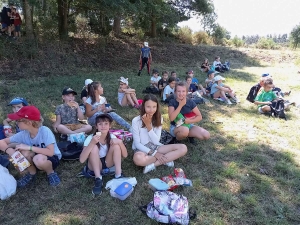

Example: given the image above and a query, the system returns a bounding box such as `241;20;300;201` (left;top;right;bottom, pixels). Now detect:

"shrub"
232;36;244;47
176;26;193;44
193;31;213;45
256;37;276;49
290;24;300;48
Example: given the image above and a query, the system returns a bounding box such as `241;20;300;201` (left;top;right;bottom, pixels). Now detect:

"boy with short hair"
163;77;176;102
158;71;169;97
0;106;62;187
1;97;28;138
138;41;152;76
171;71;180;82
150;69;161;91
53;87;92;135
12;7;21;37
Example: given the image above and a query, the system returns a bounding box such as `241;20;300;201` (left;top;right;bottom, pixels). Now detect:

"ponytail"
88;81;100;105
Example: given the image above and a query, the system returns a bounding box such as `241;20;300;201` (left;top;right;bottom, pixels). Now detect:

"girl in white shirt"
118;77;140;108
132;94;187;174
79;114;128;196
85;81;131;131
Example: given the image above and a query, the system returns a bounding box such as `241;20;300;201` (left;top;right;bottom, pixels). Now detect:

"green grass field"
0;45;300;225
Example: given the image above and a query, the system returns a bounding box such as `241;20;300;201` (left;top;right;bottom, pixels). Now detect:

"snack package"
10;151;31;172
68;132;85;144
174;177;193;187
3;126;13;136
96;132;102;136
174;168;186;178
161;175;178;191
110;130;133;143
174;113;190;128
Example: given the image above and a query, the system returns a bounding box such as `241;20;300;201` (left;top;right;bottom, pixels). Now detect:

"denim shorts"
15;25;21;32
170;124;194;137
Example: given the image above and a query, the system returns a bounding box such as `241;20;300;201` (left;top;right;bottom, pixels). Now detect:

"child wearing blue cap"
1;97;28;139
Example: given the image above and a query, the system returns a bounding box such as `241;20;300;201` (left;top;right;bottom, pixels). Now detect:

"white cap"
144;42;149;47
213;75;225;82
118;77;128;85
85;79;93;86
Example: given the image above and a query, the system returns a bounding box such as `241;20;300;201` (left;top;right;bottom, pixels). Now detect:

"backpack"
57;141;83;160
269;99;286;120
160;130;174;145
143;86;159;94
140;191;195;225
246;84;261;103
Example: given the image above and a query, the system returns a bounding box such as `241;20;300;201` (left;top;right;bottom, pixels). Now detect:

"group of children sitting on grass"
0;68;292;196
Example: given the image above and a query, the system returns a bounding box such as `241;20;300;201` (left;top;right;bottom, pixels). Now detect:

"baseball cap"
207;70;215;76
144;42;149;47
95;113;113;123
118;77;128;85
152;69;159;74
62;87;77;95
85;79;93;86
7;97;28;106
262;73;271;77
187;69;194;74
213;75;225;82
8;106;41;121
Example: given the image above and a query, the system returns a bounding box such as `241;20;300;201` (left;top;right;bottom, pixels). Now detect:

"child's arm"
15;143;55;157
53;115;61;133
124;88;136;94
118;88;125;93
253;100;272;105
77;103;85;120
3;118;11;126
185;107;202;124
110;138;128;158
79;136;98;163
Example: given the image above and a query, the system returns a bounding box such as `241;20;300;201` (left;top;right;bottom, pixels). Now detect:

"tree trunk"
150;15;156;38
23;0;34;39
113;16;121;35
57;0;68;39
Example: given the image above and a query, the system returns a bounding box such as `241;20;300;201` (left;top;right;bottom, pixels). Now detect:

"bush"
176;26;193;44
193;31;213;45
256;37;276;49
290;24;300;48
232;36;244;47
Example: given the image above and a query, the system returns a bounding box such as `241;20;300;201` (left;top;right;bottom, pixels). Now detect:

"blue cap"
207;70;215;76
261;73;270;77
8;97;28;106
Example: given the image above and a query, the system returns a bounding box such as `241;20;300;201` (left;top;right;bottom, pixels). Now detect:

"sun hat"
85;79;93;86
144;42;149;47
118;77;128;85
213;75;225;82
8;106;41;121
7;97;28;106
62;87;77;95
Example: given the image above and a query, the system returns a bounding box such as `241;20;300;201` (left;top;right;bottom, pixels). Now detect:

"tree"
211;24;230;44
57;0;69;39
290;24;300;48
22;0;34;39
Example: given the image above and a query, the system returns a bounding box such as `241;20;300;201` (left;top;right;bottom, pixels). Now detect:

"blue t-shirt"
141;47;151;58
189;83;198;92
192;78;198;84
10;126;62;159
168;98;197;125
210;83;224;95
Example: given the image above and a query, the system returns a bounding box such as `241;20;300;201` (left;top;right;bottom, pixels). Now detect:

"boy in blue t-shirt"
138;42;152;76
0;106;61;188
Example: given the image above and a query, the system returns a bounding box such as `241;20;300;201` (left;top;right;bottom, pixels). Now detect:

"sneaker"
92;177;103;196
188;137;196;145
17;173;36;188
48;172;61;186
101;167;115;176
137;71;141;76
227;99;233;105
60;134;68;141
115;173;125;179
164;161;174;167
143;163;155;174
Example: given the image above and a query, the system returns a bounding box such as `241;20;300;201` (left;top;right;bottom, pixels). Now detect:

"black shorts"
47;155;60;170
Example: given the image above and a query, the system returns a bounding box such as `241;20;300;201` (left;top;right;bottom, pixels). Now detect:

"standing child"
210;75;240;104
118;77;140;108
53;87;92;136
0;106;61;187
138;42;152;76
1;97;28;139
85;81;132;131
132;94;187;174
158;71;169;97
163;77;176;102
150;69;161;92
79;114;128;196
12;7;21;37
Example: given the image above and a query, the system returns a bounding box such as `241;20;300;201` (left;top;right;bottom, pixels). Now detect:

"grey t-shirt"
10;126;62;159
55;104;79;124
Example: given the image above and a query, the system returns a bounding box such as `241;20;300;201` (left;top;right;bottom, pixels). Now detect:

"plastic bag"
0;165;17;200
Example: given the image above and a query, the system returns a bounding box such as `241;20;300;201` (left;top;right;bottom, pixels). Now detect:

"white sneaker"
234;97;240;103
227;99;233;105
164;161;174;167
143;163;155;174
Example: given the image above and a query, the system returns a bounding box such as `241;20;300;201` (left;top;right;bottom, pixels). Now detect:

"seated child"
158;71;169;97
171;71;180;82
81;79;93;104
53;87;92;136
210;75;240;105
85;81;132;131
0;106;62;187
118;77;140;108
163;77;176;102
205;70;215;93
150;69;161;91
186;70;207;95
201;58;210;72
79;114;128;196
213;56;230;73
254;78;281;114
1;97;28;139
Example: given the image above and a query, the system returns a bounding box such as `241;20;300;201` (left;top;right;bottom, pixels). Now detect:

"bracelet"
4;147;10;154
30;146;33;151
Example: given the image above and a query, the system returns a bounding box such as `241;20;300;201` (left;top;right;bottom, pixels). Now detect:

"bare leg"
87;146;102;178
125;94;135;106
105;144;122;176
56;124;76;134
33;154;54;175
73;124;93;134
261;105;271;113
174;126;189;140
188;126;210;140
20;150;37;175
130;93;139;105
213;90;228;100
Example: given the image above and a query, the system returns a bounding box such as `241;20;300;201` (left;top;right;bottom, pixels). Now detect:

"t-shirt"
85;96;107;110
141;47;151;58
254;90;277;107
163;85;174;101
10;126;62;159
205;78;214;89
80;89;88;100
213;61;222;67
210;83;224;95
151;76;161;85
84;133;116;158
192;77;198;84
13;12;21;26
55;104;79;124
158;78;168;89
201;62;210;69
188;83;198;92
168;98;197;124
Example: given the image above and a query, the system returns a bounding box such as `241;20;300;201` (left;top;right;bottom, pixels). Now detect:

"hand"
178;98;186;107
15;144;30;151
53;126;58;133
92;134;101;144
68;101;79;109
142;114;152;127
97;104;105;112
154;152;168;164
266;101;272;105
110;138;121;146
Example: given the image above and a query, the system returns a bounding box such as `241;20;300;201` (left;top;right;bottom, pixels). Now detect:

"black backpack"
57;141;83;160
246;84;261;103
269;100;286;120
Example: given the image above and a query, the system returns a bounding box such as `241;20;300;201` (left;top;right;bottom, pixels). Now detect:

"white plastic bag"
0;165;17;200
105;177;137;198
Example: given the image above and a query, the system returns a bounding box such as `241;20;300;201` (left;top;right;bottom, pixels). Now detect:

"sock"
115;174;122;178
96;176;102;180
